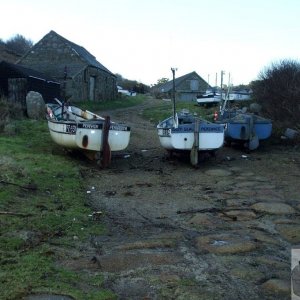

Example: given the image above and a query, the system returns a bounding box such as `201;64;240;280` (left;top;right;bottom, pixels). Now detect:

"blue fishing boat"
216;104;272;151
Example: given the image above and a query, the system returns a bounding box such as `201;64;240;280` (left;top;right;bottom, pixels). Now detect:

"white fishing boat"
46;100;131;166
196;91;221;106
157;69;225;166
157;110;225;152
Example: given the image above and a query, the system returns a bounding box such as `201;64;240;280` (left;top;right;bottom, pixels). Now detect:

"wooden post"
190;118;199;167
101;116;111;168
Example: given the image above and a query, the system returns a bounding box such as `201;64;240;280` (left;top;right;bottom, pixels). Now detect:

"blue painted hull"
226;122;272;140
219;112;272;141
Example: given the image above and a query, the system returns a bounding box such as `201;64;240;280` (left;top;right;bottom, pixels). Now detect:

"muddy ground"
66;98;299;299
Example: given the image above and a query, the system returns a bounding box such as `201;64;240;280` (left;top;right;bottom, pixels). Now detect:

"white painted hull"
157;113;225;151
196;97;221;105
157;130;224;151
48;120;130;152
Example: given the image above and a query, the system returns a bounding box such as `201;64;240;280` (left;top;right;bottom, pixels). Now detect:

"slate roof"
159;71;208;92
0;60;59;83
17;31;115;79
49;31;114;76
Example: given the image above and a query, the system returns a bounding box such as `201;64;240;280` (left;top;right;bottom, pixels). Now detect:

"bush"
252;59;300;130
0;97;25;132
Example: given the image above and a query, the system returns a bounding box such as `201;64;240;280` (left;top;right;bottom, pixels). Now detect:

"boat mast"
171;67;177;123
220;70;225;100
220;71;232;116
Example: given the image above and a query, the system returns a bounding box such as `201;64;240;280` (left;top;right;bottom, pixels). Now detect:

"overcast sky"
1;0;300;86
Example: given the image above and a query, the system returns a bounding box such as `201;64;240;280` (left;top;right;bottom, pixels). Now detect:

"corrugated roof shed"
0;60;59;83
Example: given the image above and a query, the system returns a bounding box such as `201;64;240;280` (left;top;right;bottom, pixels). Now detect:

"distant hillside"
0;44;22;63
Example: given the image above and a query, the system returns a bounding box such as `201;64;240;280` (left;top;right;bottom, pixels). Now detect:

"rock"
234;181;258;188
116;239;176;250
109;277;155;300
254;184;278;190
188;213;214;226
252;176;269;182
231;266;265;282
195;233;257;254
284;128;299;139
253;189;284;202
249;102;262;113
261;279;290;294
159;273;180;284
204;169;232;177
225;188;256;199
276;224;300;243
251;202;296;214
273;218;300;225
62;253;182;272
215;179;235;189
255;256;289;269
224;210;257;221
174;288;211;300
226;198;256;207
250;230;279;245
228;166;242;172
239;171;255;176
26;91;45;119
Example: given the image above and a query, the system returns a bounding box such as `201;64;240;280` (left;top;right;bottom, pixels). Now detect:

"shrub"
0;97;25;132
251;59;300;130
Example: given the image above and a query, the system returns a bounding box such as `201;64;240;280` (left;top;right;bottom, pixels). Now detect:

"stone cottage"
152;71;209;101
17;30;117;102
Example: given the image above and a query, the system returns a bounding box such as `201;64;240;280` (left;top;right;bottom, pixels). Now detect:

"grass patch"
76;94;146;112
0;119;114;299
143;100;217;124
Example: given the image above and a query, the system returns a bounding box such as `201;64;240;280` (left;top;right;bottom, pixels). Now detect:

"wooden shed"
153;71;209;101
0;60;60;106
17;30;117;102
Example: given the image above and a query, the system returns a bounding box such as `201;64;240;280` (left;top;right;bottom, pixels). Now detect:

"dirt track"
71;98;300;299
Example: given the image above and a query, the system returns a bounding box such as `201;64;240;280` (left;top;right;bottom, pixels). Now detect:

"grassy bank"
76;94;145;112
0;104;142;298
143;99;217;124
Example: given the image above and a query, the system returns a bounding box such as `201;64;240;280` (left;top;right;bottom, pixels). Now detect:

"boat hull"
157;117;225;151
196;96;221;105
48;120;130;152
226;122;272;140
221;114;272;141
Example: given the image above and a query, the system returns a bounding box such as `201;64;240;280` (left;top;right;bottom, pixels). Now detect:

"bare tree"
5;34;33;55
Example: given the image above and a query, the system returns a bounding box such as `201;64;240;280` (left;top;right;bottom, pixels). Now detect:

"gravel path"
65;98;300;299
